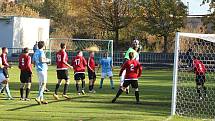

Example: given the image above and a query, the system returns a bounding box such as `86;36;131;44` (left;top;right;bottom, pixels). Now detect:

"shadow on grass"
7;96;90;111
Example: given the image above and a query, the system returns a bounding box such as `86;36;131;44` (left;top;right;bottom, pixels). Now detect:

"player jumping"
192;56;207;100
53;43;73;100
18;48;32;101
112;52;142;104
72;51;87;95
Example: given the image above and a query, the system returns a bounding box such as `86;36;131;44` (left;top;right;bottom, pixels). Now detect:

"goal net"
171;32;215;119
49;38;113;64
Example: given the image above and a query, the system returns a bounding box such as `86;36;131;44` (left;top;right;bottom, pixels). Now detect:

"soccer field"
0;66;208;121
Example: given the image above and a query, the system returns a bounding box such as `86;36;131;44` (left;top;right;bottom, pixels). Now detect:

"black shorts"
74;73;85;80
196;74;206;86
20;71;32;83
88;70;96;80
57;70;69;80
3;68;9;78
123;80;138;89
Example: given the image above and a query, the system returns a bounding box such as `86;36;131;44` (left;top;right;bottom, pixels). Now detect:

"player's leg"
4;80;13;100
20;82;25;100
36;71;48;104
112;80;129;103
108;71;114;89
131;80;140;103
81;73;86;95
196;75;202;99
88;71;93;92
53;79;62;100
75;73;81;95
25;72;32;101
201;74;207;97
62;70;70;98
99;72;106;89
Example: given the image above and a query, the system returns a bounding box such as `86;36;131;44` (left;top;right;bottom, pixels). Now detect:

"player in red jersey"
72;51;87;95
53;43;73;100
0;47;11;94
192;56;207;100
87;51;96;93
18;48;32;101
112;52;142;104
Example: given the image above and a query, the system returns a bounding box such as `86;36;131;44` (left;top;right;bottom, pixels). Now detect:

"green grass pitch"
0;66;208;121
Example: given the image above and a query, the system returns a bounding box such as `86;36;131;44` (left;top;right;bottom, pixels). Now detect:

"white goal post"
171;32;215;119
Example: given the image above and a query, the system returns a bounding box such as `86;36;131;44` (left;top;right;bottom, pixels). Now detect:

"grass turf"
0;66;210;121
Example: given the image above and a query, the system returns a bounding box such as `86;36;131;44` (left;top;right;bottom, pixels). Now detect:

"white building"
0;16;50;54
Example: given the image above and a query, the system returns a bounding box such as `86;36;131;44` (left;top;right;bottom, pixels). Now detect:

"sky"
181;0;213;15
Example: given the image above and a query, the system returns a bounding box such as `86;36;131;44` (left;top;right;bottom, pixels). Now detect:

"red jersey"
193;59;206;75
56;50;69;70
18;54;32;72
0;53;9;67
72;55;87;73
119;59;142;80
87;56;95;71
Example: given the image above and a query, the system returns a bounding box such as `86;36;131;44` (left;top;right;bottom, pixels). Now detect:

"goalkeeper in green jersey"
119;39;141;94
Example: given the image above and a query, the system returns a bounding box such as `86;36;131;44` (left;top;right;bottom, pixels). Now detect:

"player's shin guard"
26;88;30;98
110;79;114;89
82;81;85;90
20;88;24;98
135;91;140;102
55;84;60;95
76;84;80;93
89;85;92;91
5;84;12;98
115;89;123;98
100;79;103;88
63;84;68;95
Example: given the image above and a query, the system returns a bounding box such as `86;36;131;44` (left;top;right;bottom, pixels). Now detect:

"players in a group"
0;49;13;100
98;51;114;89
72;51;87;95
192;56;207;100
18;48;32;101
87;51;96;93
112;52;142;104
33;41;50;104
53;43;73;100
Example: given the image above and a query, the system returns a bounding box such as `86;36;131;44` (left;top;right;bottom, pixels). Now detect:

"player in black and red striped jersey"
72;51;87;95
112;52;142;104
18;48;32;101
53;43;73;100
87;51;96;93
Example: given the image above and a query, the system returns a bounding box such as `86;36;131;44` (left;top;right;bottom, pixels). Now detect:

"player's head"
60;43;66;49
192;56;197;60
103;51;108;57
77;51;83;56
22;47;29;54
89;51;94;57
129;52;134;60
132;39;140;50
2;47;8;54
38;41;45;49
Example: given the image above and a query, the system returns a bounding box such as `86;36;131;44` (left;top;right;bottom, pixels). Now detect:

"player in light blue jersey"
98;51;114;89
33;41;50;105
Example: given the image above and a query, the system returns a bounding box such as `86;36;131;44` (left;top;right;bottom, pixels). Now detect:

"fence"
6;48;174;68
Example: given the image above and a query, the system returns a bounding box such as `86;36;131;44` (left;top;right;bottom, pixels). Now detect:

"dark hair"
192;56;197;59
129;52;134;60
22;47;29;53
2;47;7;51
77;50;82;55
38;41;45;49
60;43;66;49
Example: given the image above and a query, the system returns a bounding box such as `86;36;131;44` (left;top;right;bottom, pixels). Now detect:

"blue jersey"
33;49;48;71
100;57;112;73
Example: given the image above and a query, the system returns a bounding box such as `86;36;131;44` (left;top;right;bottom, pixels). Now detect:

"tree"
86;0;137;47
138;0;187;53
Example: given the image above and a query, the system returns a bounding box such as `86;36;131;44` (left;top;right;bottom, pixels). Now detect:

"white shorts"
120;70;126;86
101;71;113;78
37;71;47;84
0;73;6;83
